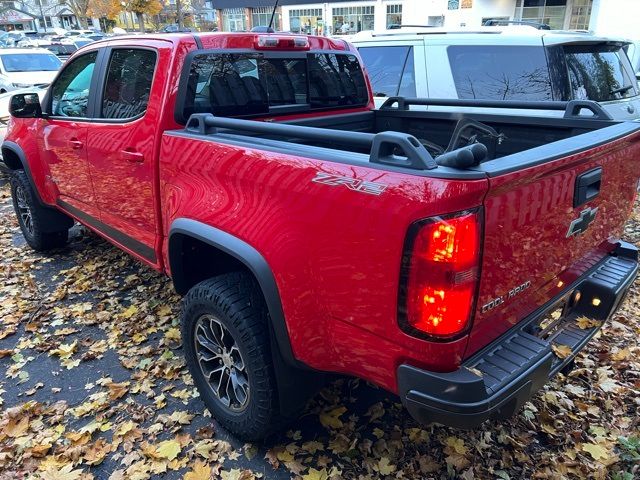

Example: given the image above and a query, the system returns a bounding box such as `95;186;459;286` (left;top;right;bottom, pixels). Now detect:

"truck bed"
176;97;637;180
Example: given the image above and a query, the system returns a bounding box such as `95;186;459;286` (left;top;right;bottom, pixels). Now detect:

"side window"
50;51;97;117
101;49;156;119
357;46;416;98
447;45;553;101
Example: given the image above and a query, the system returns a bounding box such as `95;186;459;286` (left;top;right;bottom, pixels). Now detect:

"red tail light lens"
399;211;481;338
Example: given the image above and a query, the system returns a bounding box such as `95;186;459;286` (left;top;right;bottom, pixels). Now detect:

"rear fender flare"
168;218;301;369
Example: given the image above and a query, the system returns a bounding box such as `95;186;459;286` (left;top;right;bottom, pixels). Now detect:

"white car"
0;48;62;93
351;25;640;121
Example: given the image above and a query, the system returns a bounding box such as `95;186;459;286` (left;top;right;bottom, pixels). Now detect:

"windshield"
182;52;369;119
564;44;639;102
1;53;61;72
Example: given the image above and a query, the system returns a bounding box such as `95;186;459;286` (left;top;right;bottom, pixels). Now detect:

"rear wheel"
181;272;287;440
10;170;71;251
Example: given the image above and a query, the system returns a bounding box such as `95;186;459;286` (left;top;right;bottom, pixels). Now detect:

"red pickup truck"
3;33;640;440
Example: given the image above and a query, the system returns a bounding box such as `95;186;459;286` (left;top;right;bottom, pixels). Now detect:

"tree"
87;0;123;22
60;0;92;28
127;0;163;32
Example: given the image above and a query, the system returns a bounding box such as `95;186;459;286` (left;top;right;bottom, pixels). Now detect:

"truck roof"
348;25;632;46
97;32;351;52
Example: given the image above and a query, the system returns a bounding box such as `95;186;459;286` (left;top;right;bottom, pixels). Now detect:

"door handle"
68;139;83;150
574;167;602;207
121;149;144;164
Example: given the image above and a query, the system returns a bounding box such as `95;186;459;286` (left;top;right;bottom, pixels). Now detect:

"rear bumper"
398;241;638;429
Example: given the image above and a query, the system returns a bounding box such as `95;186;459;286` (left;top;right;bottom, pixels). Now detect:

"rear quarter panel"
159;133;488;392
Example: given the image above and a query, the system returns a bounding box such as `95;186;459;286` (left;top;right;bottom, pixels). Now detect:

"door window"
101;49;157;120
358;46;415;98
50;51;97;118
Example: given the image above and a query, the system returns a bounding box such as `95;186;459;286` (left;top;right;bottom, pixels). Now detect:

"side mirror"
9;93;42;118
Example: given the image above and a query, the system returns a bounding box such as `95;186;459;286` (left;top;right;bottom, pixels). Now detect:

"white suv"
351;26;640;121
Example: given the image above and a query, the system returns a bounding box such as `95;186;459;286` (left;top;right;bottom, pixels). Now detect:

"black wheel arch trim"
1;141;46;205
169;218;303;370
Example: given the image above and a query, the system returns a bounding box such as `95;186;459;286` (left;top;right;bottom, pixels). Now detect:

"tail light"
255;35;310;50
399;210;482;339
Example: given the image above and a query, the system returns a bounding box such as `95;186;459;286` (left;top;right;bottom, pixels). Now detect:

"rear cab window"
180;51;369;120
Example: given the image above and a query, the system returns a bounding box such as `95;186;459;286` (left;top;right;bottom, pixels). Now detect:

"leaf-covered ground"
0;173;639;480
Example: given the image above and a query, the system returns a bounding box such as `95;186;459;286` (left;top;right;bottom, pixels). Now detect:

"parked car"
161;24;192;33
65;29;94;37
69;37;94;48
351;26;640;120
2;32;640;441
0;48;62;93
45;43;78;61
17;32;52;48
84;33;106;41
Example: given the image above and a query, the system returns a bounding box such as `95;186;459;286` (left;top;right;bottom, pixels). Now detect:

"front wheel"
181;273;287;440
10;170;71;251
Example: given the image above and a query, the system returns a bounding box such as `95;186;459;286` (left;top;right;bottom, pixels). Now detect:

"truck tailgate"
467;123;640;356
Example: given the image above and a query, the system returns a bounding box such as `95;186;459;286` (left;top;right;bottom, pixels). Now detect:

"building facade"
0;0;101;32
213;0;637;41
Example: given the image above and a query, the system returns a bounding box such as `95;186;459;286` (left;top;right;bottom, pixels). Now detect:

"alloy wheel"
194;314;250;412
15;185;34;237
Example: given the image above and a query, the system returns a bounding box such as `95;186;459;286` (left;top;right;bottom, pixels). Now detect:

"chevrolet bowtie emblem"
566;207;598;237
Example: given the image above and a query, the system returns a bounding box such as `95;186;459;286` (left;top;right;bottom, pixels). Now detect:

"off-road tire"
182;272;286;440
10;170;70;252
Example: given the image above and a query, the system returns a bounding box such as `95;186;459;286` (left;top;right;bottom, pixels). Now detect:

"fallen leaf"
155;439;182;461
184;460;212;480
552;343;572;359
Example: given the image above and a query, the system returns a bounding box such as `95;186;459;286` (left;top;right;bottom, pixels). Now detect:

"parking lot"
0;172;639;479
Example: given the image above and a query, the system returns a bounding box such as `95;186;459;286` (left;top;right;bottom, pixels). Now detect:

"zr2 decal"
311;172;388;196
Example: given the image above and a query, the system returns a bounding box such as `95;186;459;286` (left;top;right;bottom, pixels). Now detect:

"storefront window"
517;0;567;30
386;4;401;28
289;8;323;35
251;6;280;30
333;6;374;35
223;8;246;32
569;0;592;30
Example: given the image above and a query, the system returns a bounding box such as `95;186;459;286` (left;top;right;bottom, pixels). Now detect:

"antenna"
267;0;280;32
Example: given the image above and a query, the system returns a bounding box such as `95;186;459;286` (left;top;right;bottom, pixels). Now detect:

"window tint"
101;49;156;119
307;53;369;108
564;45;638;102
51;51;97;117
358;46;416;98
182;52;368;119
448;45;553;101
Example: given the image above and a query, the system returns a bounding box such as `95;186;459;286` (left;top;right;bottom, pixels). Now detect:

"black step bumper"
398;241;638;429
